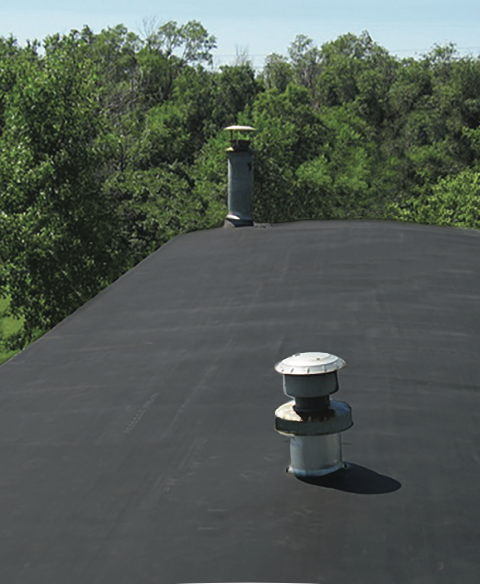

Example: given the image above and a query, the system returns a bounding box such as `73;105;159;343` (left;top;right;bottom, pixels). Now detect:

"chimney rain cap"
224;125;255;132
275;352;346;376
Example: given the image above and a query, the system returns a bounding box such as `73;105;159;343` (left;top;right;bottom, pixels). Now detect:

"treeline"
1;23;480;349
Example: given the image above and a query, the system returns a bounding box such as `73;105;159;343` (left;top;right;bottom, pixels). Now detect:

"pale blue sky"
2;0;480;68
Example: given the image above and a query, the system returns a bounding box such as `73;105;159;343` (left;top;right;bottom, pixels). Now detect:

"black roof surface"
0;220;480;584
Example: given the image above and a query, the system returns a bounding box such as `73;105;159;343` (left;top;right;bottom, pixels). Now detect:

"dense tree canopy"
1;23;480;354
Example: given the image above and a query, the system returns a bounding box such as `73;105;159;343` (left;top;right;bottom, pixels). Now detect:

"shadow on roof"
297;462;402;495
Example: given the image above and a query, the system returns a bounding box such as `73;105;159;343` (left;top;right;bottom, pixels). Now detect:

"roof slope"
0;220;479;583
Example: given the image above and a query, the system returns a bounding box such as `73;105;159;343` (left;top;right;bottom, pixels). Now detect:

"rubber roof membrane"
0;220;479;584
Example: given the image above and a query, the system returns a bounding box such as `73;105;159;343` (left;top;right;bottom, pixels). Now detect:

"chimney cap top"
275;352;346;376
224;125;256;133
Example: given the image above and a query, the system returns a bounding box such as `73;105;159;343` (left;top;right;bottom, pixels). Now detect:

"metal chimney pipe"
224;125;255;227
274;352;353;477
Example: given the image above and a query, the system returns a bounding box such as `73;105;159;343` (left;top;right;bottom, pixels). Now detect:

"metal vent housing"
274;351;353;477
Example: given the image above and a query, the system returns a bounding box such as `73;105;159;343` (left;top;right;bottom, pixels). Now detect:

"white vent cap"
224;125;255;132
275;352;346;376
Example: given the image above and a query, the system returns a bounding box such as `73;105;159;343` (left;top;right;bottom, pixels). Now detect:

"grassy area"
0;295;24;365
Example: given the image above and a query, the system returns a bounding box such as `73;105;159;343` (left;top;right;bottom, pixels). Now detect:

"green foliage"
144;20;216;66
251;86;376;222
213;64;261;127
387;168;480;228
130;102;190;168
261;54;293;92
288;35;322;96
251;84;325;222
190;131;229;227
105;166;203;262
0;33;127;344
305;106;375;218
0;294;24;364
138;20;217;105
315;32;397;122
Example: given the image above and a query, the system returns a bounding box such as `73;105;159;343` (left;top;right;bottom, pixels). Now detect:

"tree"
296;105;376;219
288;35;322;97
213;64;262;128
316;32;398;123
251;84;326;222
0;33;126;345
261;53;293;92
387;168;480;229
138;20;217;104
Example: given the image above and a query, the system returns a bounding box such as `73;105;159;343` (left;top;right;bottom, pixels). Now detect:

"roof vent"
274;351;353;477
224;125;255;227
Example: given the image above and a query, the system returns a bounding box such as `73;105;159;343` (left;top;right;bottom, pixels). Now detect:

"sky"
2;0;480;69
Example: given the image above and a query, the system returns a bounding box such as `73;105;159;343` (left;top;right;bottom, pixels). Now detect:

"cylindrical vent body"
288;434;344;477
227;149;254;226
283;371;338;399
